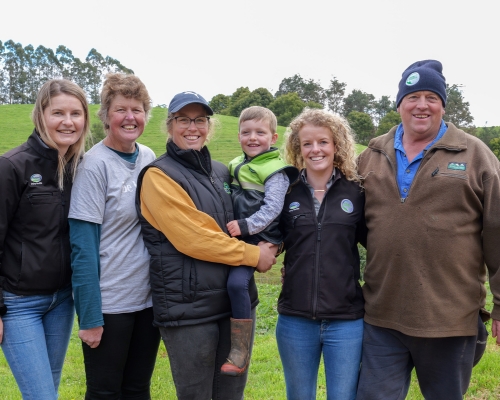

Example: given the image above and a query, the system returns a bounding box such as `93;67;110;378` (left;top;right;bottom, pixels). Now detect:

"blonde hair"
284;108;360;182
238;106;277;133
31;79;90;190
98;73;152;129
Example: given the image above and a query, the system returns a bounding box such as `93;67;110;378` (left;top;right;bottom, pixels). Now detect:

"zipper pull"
292;214;306;228
431;167;439;177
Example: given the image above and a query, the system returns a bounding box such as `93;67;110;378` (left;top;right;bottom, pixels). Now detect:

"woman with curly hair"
277;108;367;400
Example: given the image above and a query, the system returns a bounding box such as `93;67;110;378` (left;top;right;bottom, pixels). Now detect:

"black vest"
136;141;258;327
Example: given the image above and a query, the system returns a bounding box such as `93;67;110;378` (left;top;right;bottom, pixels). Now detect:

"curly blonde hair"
284;108;360;182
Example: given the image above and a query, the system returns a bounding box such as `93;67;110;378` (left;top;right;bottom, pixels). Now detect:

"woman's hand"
493;319;500;346
79;326;104;348
256;242;277;273
0;317;3;344
227;220;241;237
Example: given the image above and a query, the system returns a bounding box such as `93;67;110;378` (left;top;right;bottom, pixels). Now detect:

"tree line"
0;40;133;105
2;40;498;158
209;74;481;147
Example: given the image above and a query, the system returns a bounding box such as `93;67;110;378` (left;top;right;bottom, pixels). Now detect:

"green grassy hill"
0;104;366;161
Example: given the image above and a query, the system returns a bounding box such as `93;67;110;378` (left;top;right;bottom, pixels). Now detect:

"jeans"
82;307;160;400
276;314;363;400
227;266;255;319
355;319;483;400
0;285;74;400
159;308;256;400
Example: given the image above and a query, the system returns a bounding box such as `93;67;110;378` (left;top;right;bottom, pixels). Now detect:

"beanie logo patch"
406;72;420;86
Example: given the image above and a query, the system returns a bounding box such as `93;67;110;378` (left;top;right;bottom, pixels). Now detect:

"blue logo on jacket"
341;199;353;213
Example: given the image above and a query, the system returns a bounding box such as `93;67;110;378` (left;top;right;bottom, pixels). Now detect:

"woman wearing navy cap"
136;91;277;399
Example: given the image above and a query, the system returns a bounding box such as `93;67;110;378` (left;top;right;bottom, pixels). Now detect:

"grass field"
1;105;499;399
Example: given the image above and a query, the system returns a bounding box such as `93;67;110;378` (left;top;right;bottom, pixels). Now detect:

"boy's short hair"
239;106;277;133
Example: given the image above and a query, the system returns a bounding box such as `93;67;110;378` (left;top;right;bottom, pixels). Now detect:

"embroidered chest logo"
447;162;466;171
406;72;420;86
341;199;354;214
289;202;300;212
223;182;231;194
30;174;43;185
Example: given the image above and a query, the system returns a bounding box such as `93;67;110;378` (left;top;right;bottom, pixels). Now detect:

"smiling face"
397;90;445;140
42;93;86;156
105;94;146;152
169;103;209;151
238;119;278;158
299;124;336;177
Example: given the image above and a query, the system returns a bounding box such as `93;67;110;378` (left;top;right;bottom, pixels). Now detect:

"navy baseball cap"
168;91;214;115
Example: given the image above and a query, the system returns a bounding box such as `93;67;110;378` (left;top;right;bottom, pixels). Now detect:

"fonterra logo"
223;182;231;194
289;202;300;212
341;199;354;214
406;72;420;86
30;174;43;185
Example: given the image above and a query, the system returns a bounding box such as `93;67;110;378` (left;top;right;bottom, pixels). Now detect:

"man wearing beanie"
356;60;500;399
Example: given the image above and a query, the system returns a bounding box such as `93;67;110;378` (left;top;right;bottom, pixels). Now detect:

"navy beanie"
396;60;447;107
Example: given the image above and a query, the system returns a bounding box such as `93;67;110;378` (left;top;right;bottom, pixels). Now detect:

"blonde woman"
0;79;89;399
277;108;367;400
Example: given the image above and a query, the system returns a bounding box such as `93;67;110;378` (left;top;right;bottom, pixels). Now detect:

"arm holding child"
226;172;289;237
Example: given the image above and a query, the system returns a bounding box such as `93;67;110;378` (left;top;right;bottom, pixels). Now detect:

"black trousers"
82;307;161;400
356;313;488;400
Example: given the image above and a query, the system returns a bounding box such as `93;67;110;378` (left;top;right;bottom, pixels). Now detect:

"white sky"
2;0;498;126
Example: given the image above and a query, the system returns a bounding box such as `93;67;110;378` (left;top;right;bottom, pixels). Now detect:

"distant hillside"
0;105;366;163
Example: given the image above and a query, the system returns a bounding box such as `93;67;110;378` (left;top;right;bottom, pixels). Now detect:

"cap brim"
170;101;214;115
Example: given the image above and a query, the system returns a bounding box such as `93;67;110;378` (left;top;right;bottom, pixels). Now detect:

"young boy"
221;106;298;376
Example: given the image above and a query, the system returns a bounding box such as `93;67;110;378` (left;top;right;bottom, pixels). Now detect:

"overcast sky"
2;0;498;126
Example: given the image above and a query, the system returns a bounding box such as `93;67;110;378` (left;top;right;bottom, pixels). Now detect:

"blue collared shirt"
394;120;447;200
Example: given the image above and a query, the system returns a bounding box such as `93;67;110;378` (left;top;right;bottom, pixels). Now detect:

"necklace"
313;189;326;192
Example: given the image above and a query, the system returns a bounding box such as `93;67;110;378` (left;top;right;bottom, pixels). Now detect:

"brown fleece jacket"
358;122;500;337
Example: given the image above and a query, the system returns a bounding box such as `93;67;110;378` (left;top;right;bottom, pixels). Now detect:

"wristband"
0;304;7;317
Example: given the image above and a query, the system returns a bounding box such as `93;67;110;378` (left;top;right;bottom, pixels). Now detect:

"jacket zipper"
26;192;53;205
311;187;329;319
59;190;66;288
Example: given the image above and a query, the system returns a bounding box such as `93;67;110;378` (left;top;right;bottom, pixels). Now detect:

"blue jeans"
1;285;74;400
227;266;254;319
276;314;363;400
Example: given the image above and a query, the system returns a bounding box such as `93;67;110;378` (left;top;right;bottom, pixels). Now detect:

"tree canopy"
0;40;133;104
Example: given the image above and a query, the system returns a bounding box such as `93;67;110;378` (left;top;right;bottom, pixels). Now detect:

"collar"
394;120;448;154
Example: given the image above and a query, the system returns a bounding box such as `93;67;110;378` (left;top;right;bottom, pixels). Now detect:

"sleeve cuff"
238;219;249;238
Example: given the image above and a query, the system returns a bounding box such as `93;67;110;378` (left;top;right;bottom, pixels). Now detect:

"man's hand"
79;326;104;349
0;317;3;344
256;242;277;273
227;220;241;237
492;319;500;346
